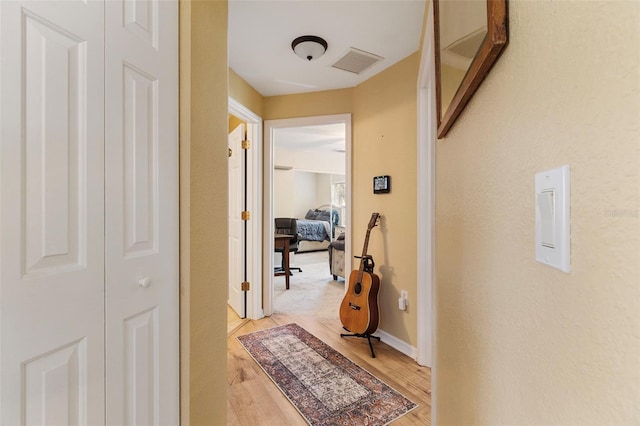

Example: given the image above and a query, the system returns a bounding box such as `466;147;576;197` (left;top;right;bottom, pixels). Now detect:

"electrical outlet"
398;290;409;311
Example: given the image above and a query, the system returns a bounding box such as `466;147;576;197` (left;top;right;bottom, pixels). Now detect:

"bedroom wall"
294;171;328;219
273;169;295;218
431;1;640;423
276;170;334;220
274;142;345;224
315;173;332;210
293;171;315;218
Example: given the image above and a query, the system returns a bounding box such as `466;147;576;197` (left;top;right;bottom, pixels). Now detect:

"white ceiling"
274;123;346;152
228;0;427;97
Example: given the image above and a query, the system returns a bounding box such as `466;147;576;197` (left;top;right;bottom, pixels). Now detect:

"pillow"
316;210;331;222
305;209;319;220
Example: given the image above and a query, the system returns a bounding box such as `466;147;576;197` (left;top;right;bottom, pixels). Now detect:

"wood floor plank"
227;305;252;337
227;313;431;425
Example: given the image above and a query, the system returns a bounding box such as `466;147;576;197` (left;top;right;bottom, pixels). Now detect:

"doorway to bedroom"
264;114;352;319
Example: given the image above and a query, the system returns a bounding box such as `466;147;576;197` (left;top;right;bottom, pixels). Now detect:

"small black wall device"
373;175;390;194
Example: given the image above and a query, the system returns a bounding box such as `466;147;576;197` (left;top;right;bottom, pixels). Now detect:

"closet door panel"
105;0;179;424
23;11;85;274
122;63;158;257
0;1;105;425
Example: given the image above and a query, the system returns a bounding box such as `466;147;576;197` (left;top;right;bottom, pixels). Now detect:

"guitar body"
340;269;380;335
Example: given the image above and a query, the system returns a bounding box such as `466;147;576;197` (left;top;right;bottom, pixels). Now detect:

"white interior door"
229;124;245;317
104;0;179;424
0;1;106;424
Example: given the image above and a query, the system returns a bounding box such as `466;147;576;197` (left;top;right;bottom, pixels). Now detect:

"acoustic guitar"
339;212;380;335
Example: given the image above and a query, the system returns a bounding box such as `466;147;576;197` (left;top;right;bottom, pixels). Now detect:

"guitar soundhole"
354;282;362;295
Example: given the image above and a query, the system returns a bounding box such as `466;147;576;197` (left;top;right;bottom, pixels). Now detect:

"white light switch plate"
535;165;571;272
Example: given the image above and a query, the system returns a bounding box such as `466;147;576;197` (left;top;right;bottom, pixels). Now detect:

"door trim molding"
229;97;263;320
417;3;437;422
263;114;352;316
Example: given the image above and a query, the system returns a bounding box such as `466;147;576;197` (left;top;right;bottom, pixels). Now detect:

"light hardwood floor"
227;305;249;336
227;313;432;425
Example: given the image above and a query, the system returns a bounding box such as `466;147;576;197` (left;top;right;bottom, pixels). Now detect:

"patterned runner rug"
237;323;417;425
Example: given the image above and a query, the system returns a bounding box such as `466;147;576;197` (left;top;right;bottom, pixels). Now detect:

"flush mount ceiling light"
291;35;328;61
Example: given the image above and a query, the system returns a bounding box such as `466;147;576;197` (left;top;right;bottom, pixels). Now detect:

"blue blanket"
297;219;331;242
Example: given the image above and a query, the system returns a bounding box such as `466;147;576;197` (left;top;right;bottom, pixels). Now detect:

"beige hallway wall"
263;88;353;120
230;68;263;117
180;0;228;424
433;1;640;423
352;53;420;346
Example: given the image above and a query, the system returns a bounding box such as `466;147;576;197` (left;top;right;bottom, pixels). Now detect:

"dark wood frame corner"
434;0;509;139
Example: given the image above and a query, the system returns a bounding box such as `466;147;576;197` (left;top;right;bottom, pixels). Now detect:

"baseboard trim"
376;329;417;360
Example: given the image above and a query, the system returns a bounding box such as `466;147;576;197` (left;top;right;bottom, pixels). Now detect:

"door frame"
417;3;437;421
263;114;352;316
229;97;263;320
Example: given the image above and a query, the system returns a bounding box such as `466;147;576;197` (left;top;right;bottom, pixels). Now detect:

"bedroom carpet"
237;323;418;426
273;251;345;319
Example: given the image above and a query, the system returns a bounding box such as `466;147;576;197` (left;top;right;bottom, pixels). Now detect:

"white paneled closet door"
0;1;106;424
104;0;179;424
0;0;179;424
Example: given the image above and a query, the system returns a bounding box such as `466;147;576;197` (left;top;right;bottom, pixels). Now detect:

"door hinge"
228;148;232;157
241;281;250;291
241;211;251;220
241;140;250;150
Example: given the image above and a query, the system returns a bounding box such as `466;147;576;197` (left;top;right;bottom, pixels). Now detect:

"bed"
296;207;339;252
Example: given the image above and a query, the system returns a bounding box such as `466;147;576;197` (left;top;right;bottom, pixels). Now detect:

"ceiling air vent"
332;48;383;75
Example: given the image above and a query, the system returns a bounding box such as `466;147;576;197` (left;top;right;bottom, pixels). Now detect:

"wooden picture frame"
434;0;508;138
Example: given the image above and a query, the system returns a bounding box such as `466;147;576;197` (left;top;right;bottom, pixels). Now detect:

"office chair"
274;218;302;274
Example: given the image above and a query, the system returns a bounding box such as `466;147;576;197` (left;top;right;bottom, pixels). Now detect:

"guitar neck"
356;229;373;282
354;213;379;283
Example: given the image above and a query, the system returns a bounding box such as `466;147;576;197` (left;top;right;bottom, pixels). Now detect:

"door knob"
137;277;151;288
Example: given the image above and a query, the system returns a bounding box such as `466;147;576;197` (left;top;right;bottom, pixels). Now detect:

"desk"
274;234;293;289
